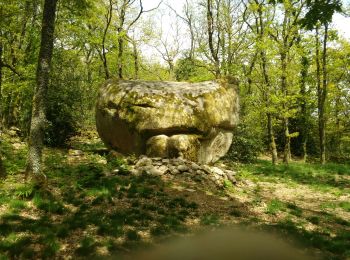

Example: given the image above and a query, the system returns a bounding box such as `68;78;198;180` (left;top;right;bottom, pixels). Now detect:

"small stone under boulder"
96;79;239;164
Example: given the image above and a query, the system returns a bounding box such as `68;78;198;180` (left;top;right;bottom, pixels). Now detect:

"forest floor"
0;130;349;259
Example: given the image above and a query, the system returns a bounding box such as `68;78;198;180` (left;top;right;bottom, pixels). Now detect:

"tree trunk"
117;35;124;79
0;156;5;179
334;93;341;157
206;0;220;78
283;118;291;164
280;50;291;164
261;49;278;164
117;1;127;80
319;23;328;165
0;35;4;175
26;0;57;185
0;39;3;125
300;55;309;162
132;40;139;79
267;113;278;165
102;0;112;79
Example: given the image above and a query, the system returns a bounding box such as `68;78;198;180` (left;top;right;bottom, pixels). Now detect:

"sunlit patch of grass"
14;183;34;199
0;137;27;176
86;187;112;204
8;199;26;210
0;195;11;205
266;199;286;215
339;201;350;212
237;160;350;194
0;232;32;259
320;202;337;210
70;138;105;152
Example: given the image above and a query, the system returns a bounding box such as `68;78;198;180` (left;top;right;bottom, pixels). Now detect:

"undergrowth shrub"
226;124;263;163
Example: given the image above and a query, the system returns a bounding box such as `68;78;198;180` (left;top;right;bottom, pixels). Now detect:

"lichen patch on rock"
95;79;239;164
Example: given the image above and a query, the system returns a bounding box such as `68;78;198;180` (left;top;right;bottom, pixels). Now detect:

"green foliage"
300;0;342;29
226;124;263;163
174;58;214;82
14;184;34;199
45;49;97;147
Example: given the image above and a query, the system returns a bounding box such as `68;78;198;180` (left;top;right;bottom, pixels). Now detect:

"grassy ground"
0;131;349;259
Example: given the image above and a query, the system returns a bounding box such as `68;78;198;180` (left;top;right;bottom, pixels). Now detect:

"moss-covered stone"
95;79;239;164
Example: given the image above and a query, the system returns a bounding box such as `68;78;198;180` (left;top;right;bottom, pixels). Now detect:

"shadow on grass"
257;199;350;260
0;162;203;259
262;217;350;260
241;160;350;189
1;139;349;259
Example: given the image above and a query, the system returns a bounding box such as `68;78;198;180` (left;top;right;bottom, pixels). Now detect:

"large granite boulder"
95;79;239;164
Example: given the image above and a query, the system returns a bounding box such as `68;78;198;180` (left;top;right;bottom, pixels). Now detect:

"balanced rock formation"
96;79;239;164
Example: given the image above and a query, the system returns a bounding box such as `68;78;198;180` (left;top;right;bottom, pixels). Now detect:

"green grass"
266;199;286;215
200;214;220;226
14;184;34;199
1;135;349;259
0;137;197;259
8;200;27;210
339;201;350;212
0;138;27;176
237;160;350;194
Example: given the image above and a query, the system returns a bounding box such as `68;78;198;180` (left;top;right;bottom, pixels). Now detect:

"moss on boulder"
95;79;239;164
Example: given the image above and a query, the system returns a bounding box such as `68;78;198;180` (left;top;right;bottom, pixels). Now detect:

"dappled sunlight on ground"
0;131;349;259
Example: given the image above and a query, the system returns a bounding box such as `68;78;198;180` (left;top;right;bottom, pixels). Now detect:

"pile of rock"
124;156;237;188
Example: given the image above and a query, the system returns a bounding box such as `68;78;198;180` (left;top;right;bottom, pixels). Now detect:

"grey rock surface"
96;79;239;164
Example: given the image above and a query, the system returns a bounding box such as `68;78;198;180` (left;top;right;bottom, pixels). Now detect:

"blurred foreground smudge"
131;227;313;260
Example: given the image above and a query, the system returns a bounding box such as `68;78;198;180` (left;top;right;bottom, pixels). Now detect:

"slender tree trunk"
26;0;57;184
280;50;291;164
132;40;139;79
267;113;278;165
117;35;124;79
206;0;220;78
300;55;309;162
117;2;127;80
0;157;4;175
319;23;328;164
0;39;3;125
0;33;4;176
189;24;195;60
283;118;291;163
241;52;257;116
255;4;278;164
261;50;278;164
102;0;112;79
334;93;341;157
